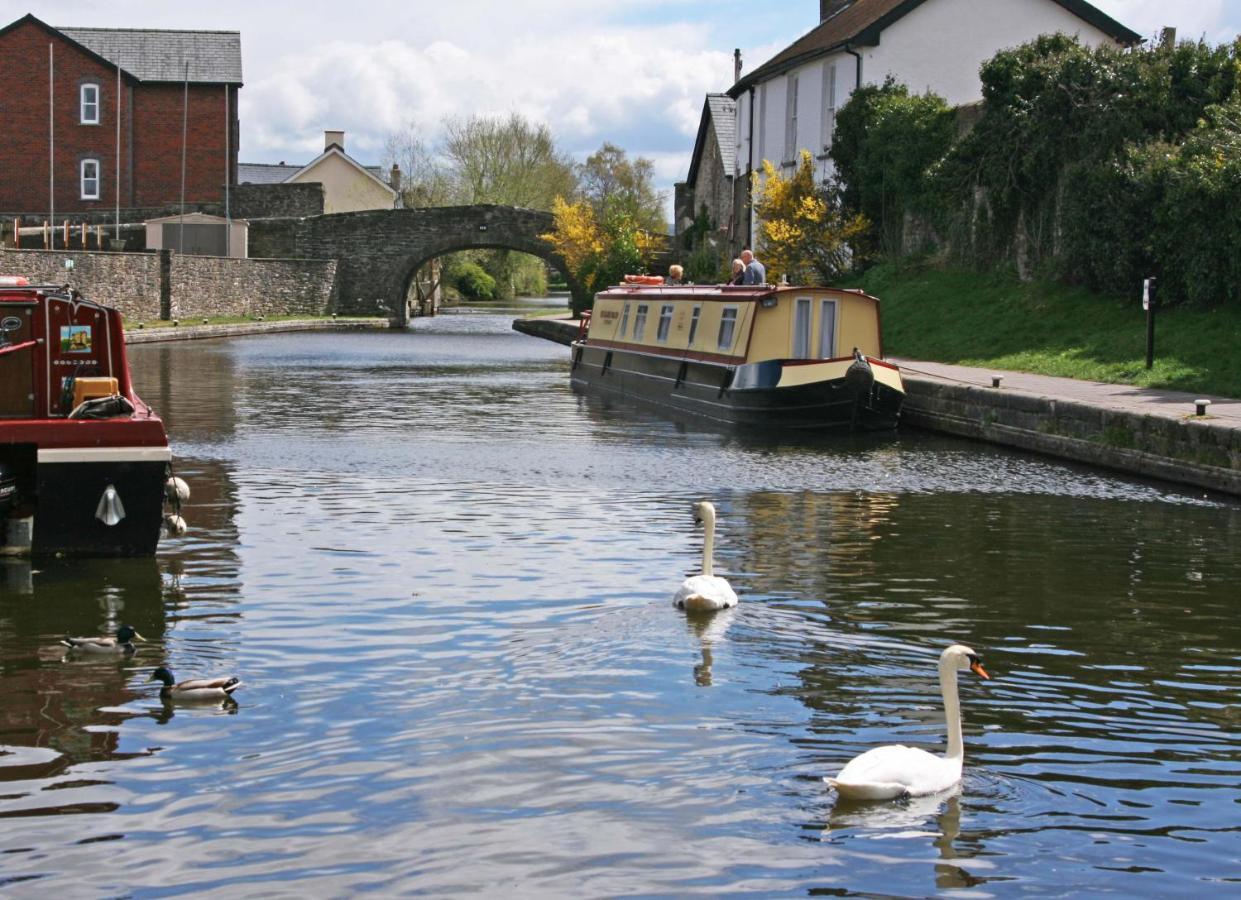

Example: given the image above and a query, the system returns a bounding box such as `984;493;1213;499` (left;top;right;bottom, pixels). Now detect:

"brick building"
0;14;241;217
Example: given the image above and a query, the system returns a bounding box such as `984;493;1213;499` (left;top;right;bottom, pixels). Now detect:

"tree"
752;150;870;285
381;122;454;208
541;196;660;315
577;142;667;233
442;113;576;209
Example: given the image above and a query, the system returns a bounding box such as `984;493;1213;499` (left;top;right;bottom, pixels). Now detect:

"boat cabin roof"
596;283;881;304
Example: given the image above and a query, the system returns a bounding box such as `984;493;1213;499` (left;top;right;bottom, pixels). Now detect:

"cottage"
0;14;241;216
679;0;1140;250
239;131;397;215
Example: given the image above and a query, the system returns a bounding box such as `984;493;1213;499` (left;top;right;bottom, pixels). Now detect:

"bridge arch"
251;205;588;326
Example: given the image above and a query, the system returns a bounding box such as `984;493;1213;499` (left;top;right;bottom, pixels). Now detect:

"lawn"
844;262;1241;398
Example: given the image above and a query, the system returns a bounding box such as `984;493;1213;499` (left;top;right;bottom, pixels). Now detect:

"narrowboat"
0;277;186;557
570;280;904;430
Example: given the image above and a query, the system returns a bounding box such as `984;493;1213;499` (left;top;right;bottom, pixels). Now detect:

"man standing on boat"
741;249;766;285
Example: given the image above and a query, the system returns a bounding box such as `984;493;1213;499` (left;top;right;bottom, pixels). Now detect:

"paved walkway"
891;358;1241;427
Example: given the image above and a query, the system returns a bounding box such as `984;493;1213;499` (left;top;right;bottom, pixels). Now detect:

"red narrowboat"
0;277;184;557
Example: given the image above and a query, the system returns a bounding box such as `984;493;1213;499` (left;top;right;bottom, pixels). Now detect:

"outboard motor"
0;460;19;517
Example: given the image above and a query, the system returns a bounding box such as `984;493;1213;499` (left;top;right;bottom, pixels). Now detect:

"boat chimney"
325;129;345;151
733;48;742;84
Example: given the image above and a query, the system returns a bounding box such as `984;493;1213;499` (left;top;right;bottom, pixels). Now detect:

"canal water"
2;299;1239;896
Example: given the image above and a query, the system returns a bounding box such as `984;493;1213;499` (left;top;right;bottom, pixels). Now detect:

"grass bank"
847;262;1241;398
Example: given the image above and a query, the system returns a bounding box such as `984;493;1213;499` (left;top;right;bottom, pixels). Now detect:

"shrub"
454;261;496;301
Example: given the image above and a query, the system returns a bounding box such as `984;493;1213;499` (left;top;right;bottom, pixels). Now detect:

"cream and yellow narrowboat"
570;281;903;431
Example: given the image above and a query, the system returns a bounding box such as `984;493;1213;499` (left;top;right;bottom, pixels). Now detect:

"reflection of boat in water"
0;278;186;556
571;281;904;431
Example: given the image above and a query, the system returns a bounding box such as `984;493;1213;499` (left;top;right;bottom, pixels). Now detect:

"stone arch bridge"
248;205;669;326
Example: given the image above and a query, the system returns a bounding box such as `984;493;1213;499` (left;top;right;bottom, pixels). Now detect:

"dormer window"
80;84;100;124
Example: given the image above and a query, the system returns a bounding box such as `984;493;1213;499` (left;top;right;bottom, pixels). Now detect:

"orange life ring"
623;274;663;285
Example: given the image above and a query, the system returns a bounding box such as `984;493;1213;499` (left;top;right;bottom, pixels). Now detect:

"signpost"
1143;277;1157;370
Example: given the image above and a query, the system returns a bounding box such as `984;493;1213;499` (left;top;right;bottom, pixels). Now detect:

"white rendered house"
689;0;1141;249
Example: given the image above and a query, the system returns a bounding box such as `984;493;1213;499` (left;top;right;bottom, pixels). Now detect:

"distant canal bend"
1;299;1238;896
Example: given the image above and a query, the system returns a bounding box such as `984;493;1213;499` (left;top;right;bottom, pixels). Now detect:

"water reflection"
0;304;1237;895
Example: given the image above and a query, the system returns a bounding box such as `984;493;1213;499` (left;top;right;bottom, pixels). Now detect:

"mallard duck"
673;501;738;612
60;623;144;654
150;666;243;701
825;644;990;801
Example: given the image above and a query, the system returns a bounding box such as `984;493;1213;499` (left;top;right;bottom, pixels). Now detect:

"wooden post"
12;218;19;249
81;222;87;249
62;220;69;249
43;221;50;249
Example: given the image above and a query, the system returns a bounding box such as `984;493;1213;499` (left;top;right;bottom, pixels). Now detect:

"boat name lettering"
598;310;619;321
53;358;98;366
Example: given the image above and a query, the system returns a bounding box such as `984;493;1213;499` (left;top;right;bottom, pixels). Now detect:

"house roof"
727;0;1141;96
60;25;242;84
238;162;303;185
686;94;737;187
287;146;397;199
1;14;243;84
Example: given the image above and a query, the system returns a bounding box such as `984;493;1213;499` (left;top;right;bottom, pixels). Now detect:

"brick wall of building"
131;83;236;208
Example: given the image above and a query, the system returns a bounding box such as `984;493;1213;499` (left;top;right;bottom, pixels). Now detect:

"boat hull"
570;343;902;431
30;456;169;557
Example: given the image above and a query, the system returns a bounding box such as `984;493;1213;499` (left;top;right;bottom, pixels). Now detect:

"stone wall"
0;247;339;323
0;247;161;321
170;255;339;319
231;183;325;220
902;376;1241;496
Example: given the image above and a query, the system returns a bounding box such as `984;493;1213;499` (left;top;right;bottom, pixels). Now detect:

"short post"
1195;399;1211;417
991;375;1003;388
12;217;18;249
1143;276;1157;369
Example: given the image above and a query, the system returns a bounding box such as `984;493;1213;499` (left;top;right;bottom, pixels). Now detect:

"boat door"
792;297;812;358
0;304;37;418
45;296;114;415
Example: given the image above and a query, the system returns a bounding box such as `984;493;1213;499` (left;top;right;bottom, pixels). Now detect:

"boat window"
793;297;812;358
687;305;701;346
717;307;738;350
618;302;630;337
633;304;648;340
656;305;674;342
818;299;838;358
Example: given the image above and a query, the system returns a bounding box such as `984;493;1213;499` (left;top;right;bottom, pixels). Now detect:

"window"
656;304;674;342
619;302;631;337
80;159;100;200
783;73;799;165
793;297;812;358
687;305;701;345
758;82;767;164
717;307;738;350
821;63;838;150
80;84;100;124
818;299;838;358
632;304;648;340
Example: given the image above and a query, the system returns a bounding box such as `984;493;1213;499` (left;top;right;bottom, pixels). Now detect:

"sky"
4;0;1239;216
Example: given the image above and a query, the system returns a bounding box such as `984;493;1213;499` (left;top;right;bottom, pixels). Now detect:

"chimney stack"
1160;26;1177;49
390;163;402;192
733;48;742;84
324;130;345;151
820;0;853;21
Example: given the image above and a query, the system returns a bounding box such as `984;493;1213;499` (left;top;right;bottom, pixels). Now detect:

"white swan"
825;644;989;800
673;501;738;612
